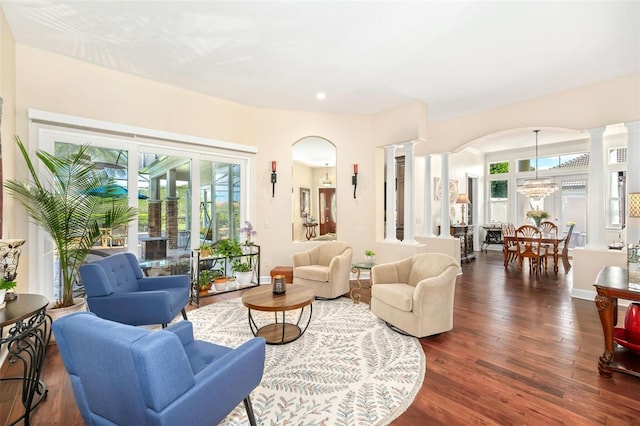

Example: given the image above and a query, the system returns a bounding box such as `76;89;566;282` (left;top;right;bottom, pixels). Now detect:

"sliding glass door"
32;124;251;301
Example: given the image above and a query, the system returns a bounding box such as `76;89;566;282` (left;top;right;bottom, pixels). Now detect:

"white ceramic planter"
235;271;253;285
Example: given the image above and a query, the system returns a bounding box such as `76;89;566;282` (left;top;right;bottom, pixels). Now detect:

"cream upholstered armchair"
371;253;461;338
292;241;353;299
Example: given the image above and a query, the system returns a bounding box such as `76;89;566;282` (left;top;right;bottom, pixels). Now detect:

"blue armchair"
52;312;266;426
79;252;189;327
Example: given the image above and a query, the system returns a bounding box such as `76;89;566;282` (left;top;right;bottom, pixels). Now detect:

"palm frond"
4;136;137;307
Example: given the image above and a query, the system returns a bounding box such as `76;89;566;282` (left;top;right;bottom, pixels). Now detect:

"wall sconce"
271;161;277;197
630;192;640;218
352;164;358;198
456;193;470;225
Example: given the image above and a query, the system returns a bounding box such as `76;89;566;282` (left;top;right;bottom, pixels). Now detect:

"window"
489;179;508;223
489;161;509;174
609;147;627;164
517;153;589;172
609;171;626;228
560;179;587;248
199;161;241;244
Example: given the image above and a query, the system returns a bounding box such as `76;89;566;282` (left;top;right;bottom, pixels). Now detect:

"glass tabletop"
352;262;375;270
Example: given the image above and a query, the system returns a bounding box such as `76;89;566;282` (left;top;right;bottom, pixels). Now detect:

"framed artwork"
300;187;310;217
434;177;459;203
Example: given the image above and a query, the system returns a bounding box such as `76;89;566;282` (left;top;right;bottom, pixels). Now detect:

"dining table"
503;234;565;274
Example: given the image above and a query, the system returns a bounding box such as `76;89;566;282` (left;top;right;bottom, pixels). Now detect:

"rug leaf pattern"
184;297;425;425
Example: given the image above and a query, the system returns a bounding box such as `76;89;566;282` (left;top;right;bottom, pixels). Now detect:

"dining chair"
560;224;575;272
539;221;558;238
501;223;518;266
539;221;558;274
515;225;544;275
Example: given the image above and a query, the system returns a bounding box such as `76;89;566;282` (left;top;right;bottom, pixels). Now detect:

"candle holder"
271;161;277;197
352;164;358;199
272;274;286;295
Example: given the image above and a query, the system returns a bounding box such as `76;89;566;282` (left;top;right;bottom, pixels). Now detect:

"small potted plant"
0;278;17;307
365;250;376;264
239;220;257;246
198;243;213;258
198;269;215;294
213;270;229;291
232;257;253;285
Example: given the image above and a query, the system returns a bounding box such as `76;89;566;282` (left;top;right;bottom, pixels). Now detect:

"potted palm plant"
4;136;137;310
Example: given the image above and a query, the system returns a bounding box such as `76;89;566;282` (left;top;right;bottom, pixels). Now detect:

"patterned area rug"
184;297;425;426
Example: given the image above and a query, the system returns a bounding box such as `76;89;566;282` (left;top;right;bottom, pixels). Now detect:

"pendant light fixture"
321;163;332;187
516;130;558;200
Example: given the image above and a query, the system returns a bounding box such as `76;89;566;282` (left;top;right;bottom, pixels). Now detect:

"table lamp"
456;193;470;226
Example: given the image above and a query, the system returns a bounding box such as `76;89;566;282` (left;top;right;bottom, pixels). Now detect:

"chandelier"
321;163;333;187
516;130;558;200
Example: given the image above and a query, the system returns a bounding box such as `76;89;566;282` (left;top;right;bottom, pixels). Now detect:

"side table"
593;266;640;378
241;285;314;345
351;262;375;304
1;293;51;425
303;223;318;241
481;226;503;252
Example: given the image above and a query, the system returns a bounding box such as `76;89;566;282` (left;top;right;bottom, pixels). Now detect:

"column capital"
586;126;606;138
624;120;640;134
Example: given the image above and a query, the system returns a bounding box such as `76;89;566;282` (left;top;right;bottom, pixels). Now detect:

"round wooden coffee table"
241;285;314;345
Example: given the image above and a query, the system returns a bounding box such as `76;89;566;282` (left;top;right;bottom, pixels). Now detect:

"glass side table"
350;262;375;304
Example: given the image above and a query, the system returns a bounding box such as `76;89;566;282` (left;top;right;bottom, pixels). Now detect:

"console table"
593;266;640;378
303;223;318;240
1;294;51;425
481;226;503;252
439;225;475;263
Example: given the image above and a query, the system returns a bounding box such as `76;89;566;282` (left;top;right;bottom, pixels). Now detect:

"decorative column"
166;168;178;249
439;152;451;238
148;202;163;238
587;127;606;249
402;141;417;245
384;145;398;242
421;154;434;237
148;177;162;238
625;121;640;243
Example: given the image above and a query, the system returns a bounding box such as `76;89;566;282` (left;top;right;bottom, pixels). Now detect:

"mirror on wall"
292;136;337;242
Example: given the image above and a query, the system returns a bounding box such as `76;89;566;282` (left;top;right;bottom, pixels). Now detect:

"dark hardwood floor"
2;251;639;425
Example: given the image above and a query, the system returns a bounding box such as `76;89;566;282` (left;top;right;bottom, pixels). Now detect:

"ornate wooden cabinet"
450;225;475;263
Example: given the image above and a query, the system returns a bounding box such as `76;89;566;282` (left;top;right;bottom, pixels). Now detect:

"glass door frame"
28;123;253;300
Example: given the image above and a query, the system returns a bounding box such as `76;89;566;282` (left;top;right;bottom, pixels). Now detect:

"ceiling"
1;1;638;151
